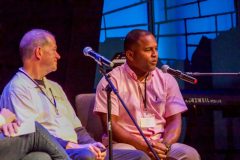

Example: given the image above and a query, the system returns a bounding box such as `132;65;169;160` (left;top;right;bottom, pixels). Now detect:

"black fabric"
34;79;45;88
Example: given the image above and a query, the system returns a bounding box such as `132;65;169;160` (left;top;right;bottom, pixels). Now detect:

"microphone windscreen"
161;65;169;73
83;47;92;56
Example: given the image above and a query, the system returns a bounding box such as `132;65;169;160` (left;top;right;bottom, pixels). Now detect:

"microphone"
161;65;197;84
83;47;114;68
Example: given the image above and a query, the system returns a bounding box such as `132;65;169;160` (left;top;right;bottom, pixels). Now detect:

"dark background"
0;1;240;159
0;0;103;105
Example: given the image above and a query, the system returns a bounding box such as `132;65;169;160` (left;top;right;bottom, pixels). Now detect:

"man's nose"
56;52;61;59
152;49;158;56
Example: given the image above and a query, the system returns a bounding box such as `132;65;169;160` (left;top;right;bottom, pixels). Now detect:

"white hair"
19;29;55;60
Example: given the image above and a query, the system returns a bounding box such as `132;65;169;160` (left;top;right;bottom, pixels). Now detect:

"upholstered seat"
75;93;104;142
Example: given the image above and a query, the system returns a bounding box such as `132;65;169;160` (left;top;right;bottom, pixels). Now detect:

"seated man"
0;108;70;160
94;29;201;159
0;29;149;160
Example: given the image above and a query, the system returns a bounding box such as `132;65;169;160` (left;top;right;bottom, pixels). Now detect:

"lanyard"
138;73;148;111
18;69;59;115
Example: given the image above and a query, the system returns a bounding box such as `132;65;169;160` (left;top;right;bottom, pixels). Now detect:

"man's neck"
136;72;149;82
22;66;45;80
127;63;149;81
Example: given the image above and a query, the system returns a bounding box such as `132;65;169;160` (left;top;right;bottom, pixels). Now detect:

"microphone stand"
98;65;160;160
186;72;240;76
99;65;113;160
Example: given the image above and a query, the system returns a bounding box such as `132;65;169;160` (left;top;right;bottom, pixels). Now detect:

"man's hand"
1;121;21;137
66;142;106;160
0;108;17;123
91;142;107;160
148;139;169;159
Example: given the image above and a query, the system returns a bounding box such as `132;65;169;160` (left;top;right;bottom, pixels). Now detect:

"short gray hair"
19;29;54;60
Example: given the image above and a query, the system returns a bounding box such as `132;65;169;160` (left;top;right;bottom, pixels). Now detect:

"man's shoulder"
111;64;125;74
152;67;163;74
7;72;31;89
99;65;124;81
152;67;173;79
95;65;124;92
1;72;31;97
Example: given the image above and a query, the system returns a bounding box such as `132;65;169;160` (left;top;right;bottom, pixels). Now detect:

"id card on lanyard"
140;111;156;128
138;73;156;128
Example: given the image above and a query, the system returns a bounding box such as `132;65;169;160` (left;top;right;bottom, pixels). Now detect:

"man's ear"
126;50;134;62
34;47;42;60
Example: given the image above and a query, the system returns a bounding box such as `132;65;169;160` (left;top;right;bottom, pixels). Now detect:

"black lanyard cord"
18;69;59;114
138;73;149;111
144;74;147;110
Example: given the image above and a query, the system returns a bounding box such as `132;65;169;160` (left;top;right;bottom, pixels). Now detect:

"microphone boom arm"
186;72;240;76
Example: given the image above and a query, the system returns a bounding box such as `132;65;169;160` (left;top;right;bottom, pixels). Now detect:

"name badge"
140;113;156;128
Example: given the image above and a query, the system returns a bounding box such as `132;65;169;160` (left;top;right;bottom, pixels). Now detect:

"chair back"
75;93;103;141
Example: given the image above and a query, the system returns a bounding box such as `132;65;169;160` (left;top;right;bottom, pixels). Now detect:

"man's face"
40;36;61;74
130;34;158;74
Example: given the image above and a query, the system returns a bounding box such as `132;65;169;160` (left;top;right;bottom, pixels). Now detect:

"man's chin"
47;67;57;74
53;65;58;71
149;66;156;72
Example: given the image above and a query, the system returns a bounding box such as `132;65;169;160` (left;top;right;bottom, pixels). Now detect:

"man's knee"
22;152;52;160
112;149;151;160
113;143;136;150
134;150;151;160
169;143;200;160
183;146;200;160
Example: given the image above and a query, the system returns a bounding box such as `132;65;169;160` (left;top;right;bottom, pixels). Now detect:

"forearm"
75;126;96;144
112;121;149;152
162;113;182;145
99;113;148;152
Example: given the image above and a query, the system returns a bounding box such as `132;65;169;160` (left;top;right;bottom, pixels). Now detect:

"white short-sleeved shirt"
0;68;82;143
94;63;187;140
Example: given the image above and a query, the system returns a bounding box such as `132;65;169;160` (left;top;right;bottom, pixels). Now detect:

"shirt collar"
18;67;48;88
123;63;154;82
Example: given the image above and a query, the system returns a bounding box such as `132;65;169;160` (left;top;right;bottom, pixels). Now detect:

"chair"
75;93;104;142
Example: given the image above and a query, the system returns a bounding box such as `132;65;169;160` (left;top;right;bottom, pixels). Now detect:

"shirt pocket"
53;95;68;113
148;93;166;115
